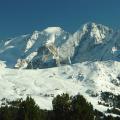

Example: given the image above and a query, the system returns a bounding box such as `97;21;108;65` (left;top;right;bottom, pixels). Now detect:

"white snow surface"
44;27;62;34
0;61;120;113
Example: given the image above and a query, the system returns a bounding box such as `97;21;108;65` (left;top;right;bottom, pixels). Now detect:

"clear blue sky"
0;0;120;39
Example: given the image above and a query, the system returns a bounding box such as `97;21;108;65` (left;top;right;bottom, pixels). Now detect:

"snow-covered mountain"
0;27;70;68
0;22;120;117
1;22;120;69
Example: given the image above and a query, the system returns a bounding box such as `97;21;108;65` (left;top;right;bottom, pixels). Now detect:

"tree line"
0;93;119;120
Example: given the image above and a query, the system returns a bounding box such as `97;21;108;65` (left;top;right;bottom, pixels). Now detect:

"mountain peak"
82;22;110;32
44;27;63;34
78;22;113;44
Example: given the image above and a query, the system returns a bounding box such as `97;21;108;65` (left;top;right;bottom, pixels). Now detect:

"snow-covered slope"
0;61;120;114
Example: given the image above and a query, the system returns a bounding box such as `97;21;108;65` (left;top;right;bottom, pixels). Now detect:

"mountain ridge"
0;22;120;69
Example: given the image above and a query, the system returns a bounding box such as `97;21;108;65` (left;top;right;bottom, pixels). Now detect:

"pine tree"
52;93;71;120
71;94;94;120
16;96;40;120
